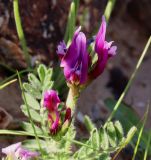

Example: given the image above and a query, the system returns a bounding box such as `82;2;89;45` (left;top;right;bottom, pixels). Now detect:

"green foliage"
105;98;140;132
74;121;136;160
23;139;47;150
104;0;116;22
1;0;150;159
132;106;149;160
23;93;40;110
105;98;151;156
91;128;100;149
23;64;53;100
0;119;136;160
47;124;77;160
21;105;41;122
104;37;151;130
63;124;76;153
0;79;17;90
1;41;141;160
64;0;79;44
21;122;43;135
99;153;111;160
106;122;117;147
84;115;96;132
13;0;31;67
114;121;124;142
143;132;151;160
99;128;109;150
23;82;41;99
20;64;77;159
21;64;54;146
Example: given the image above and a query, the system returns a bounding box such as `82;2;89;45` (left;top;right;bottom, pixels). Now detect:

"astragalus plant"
1;16;137;160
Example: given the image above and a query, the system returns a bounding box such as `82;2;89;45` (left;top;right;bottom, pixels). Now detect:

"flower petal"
108;45;117;56
57;41;67;58
2;142;21;155
61;27;81;68
92;49;108;78
64;108;71;122
91;16;117;79
43;90;60;111
95;16;106;53
50;111;60;134
60;27;88;84
15;147;39;160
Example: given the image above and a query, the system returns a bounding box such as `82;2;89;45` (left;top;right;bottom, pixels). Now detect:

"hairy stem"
66;84;80;109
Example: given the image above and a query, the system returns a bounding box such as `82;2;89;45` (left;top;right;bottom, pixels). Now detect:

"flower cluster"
2;142;39;160
57;16;117;85
43;90;71;135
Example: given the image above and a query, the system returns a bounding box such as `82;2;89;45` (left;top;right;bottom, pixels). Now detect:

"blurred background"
0;0;151;159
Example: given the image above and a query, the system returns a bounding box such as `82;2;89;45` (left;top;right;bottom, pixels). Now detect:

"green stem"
0;130;43;137
0;128;136;156
66;85;80;109
132;104;149;160
143;130;151;160
13;0;31;67
0;69;32;86
39;106;50;149
0;79;17;90
112;126;137;160
104;0;116;22
104;36;151;128
17;71;44;157
0;129;121;153
64;0;79;44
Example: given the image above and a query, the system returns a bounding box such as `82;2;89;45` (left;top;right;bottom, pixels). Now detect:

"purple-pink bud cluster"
43;90;71;135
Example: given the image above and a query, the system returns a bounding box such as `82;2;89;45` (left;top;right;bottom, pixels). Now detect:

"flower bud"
43;90;60;111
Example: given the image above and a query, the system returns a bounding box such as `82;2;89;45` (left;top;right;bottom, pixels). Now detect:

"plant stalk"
13;0;31;67
17;71;44;157
66;84;80;109
104;0;116;23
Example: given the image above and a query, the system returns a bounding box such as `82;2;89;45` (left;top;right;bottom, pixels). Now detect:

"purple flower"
15;147;39;160
59;27;89;85
43;90;61;134
2;142;21;159
2;142;39;160
43;90;60;111
92;16;117;78
48;111;60;135
43;90;72;135
57;41;67;59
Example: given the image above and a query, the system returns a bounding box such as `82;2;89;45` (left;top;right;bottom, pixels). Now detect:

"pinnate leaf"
23;92;40;110
99;127;109;150
21;105;41;122
106;122;117;147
